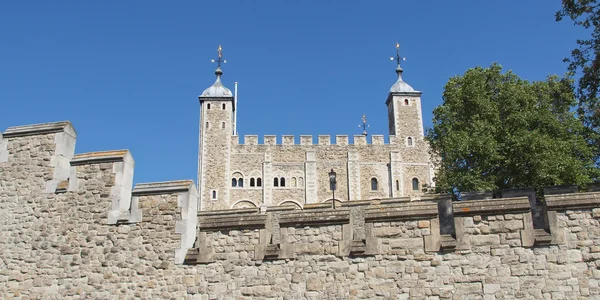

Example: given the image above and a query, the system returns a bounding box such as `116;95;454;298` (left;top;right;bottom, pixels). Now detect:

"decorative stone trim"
71;150;136;225
132;180;199;264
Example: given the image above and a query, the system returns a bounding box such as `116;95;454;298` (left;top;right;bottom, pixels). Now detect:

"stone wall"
2;121;600;299
222;135;432;210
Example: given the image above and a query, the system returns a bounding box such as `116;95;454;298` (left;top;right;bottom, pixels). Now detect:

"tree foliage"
557;0;600;155
426;64;596;196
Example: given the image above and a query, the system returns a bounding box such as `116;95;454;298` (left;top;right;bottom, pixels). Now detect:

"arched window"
280;177;286;187
250;178;255;187
412;178;419;191
257;178;262;187
371;178;378;191
396;180;400;191
222;103;226;110
205;122;209;129
404;99;409;105
274;177;279;187
232;178;237;187
207;103;211;109
222;122;225;129
238;178;244;188
212;190;217;199
292;177;297;187
299;177;304;187
407;137;413;146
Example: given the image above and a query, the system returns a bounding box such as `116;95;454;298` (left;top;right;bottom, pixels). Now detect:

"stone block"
471;235;500;246
490;219;523;233
547;211;565;245
390;238;423;250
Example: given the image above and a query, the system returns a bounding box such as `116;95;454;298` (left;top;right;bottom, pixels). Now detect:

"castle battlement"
2;120;600;298
234;134;402;146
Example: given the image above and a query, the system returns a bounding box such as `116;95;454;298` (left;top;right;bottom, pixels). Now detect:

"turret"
198;45;235;211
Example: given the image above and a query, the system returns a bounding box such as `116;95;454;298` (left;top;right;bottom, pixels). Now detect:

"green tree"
557;0;600;160
426;64;596;196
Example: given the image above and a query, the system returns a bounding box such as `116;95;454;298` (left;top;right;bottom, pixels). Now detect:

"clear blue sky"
0;1;584;184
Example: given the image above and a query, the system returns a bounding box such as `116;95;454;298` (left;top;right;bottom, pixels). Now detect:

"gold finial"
218;45;222;58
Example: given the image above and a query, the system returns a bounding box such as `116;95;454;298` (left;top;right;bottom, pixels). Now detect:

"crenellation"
282;135;294;145
317;135;330;145
371;134;385;145
336;135;348;145
264;135;276;145
389;135;401;145
231;134;426;147
353;135;366;145
71;150;138;224
300;135;313;145
244;135;258;145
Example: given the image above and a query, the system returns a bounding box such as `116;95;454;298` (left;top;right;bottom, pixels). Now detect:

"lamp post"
329;169;337;209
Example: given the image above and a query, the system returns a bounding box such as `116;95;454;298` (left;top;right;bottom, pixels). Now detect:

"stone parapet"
133;180;199;264
188;193;600;265
70;150;136;225
1;121;76;193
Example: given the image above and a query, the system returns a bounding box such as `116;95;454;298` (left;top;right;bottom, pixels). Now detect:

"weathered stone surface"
2;121;600;299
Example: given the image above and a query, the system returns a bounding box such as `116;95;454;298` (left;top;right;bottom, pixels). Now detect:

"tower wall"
198;98;234;211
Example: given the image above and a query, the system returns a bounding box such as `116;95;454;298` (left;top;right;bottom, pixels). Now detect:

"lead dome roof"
201;67;232;98
389;67;417;93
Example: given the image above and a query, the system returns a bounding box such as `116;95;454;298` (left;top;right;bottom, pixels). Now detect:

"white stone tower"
386;43;432;196
386;43;424;145
198;46;234;211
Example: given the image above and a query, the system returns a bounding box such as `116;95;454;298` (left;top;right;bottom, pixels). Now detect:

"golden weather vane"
359;114;370;136
211;45;227;67
390;42;406;67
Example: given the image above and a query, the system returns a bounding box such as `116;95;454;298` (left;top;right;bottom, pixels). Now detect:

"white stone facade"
198;68;434;211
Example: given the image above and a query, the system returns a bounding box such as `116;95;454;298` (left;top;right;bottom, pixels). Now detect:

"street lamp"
329;169;337;209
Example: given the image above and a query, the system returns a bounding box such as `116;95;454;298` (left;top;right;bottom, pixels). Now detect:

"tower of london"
198;46;434;211
1;46;600;299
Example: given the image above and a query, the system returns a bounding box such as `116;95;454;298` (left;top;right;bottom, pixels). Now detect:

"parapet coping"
365;200;439;222
2;121;75;138
132;180;195;196
71;150;130;165
453;196;530;216
546;192;600;210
